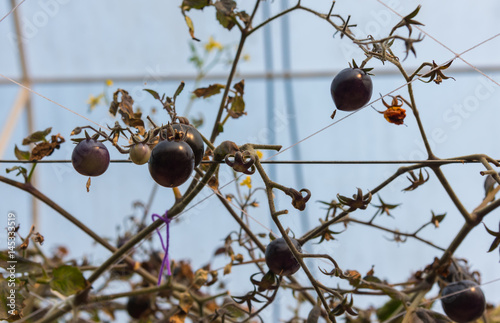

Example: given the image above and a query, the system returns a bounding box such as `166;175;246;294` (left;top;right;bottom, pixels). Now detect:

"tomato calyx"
350;59;374;76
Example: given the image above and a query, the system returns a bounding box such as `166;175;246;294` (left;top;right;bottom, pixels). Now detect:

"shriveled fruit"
129;143;151;165
330;67;373;111
265;237;301;276
71;138;110;176
172;123;204;166
148;140;194;187
126;295;150;319
441;280;485;323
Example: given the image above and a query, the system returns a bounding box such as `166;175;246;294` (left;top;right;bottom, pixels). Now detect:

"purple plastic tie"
152;211;171;285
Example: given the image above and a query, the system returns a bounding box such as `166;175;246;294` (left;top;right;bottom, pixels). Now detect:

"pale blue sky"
1;0;500;320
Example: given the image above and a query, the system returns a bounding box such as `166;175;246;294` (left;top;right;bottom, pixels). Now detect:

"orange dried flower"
377;95;406;125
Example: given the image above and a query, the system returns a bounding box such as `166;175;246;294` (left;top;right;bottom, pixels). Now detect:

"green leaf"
0;252;43;276
193;84;225;98
376;298;402;321
50;265;87;296
22;127;52;145
214;0;236;30
217;123;224;133
216;10;235;30
230;95;245;116
181;0;209;11
14;145;30;161
143;89;160;100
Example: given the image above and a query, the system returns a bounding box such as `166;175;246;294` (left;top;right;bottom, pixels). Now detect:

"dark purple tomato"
71;138;110;176
148;140;194;187
265;237;302;276
330;68;373;111
172;124;204;167
441;280;486;323
126;295;150;319
129;143;151;165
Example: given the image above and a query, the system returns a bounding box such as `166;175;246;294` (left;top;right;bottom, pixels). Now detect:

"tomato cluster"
71;123;204;188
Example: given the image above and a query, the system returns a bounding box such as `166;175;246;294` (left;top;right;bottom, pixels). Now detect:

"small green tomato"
129;143;151;165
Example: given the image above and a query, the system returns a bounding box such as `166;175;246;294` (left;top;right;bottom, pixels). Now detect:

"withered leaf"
193;84;225;98
169;313;187;323
345;270;362;287
223;263;232;275
178;291;193;313
192;269;208;290
6;166;28;180
233;79;244;95
236;11;250;26
184;15;198;41
30;134;65;161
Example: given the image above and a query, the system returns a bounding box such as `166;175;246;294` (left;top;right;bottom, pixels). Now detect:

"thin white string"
0;72;110;130
375;0;500;87
0;0;25;24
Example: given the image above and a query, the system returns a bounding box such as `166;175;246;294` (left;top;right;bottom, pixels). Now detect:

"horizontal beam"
1;65;500;85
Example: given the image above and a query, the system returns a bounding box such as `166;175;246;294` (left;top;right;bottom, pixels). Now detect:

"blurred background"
1;0;500;321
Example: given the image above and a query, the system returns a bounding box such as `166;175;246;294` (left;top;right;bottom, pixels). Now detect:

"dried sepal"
372;195;401;218
483;222;500;254
431;211;447;228
403;169;430;191
390;5;424;36
337;188;372;211
330;294;358;317
419;60;455;84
